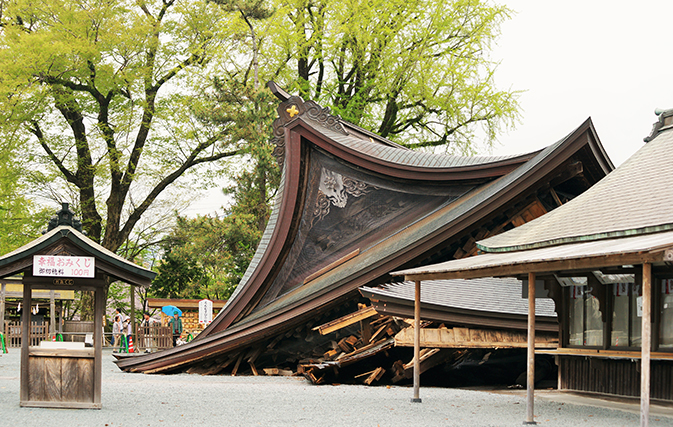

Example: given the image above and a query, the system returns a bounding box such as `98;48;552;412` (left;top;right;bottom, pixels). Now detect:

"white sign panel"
199;299;213;324
33;255;95;278
637;296;643;318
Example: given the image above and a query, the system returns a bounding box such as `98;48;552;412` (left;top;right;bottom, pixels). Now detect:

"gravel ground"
1;349;673;427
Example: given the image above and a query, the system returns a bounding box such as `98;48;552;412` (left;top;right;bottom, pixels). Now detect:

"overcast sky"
187;1;672;215
490;0;673;166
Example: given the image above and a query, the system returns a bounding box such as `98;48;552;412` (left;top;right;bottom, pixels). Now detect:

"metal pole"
411;280;422;403
641;263;652;427
524;272;537;425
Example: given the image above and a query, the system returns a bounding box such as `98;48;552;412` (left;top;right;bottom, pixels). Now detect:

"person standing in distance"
168;311;182;347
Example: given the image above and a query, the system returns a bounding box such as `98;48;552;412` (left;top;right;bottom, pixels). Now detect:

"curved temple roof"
116;85;612;374
478;119;672;253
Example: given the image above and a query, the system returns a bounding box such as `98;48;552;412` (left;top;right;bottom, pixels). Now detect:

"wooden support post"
20;282;31;404
130;284;136;337
50;290;56;336
411;280;422;403
0;283;5;332
641;263;652;427
58;301;63;334
94;287;104;407
524;272;537;425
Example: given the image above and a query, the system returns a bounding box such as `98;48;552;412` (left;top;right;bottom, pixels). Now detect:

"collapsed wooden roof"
116;83;613;374
359;277;558;332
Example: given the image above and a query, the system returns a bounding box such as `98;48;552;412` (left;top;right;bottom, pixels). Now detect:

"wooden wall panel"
79;358;94;402
28;357;46;402
44;357;62;401
26;355;94;404
560;356;673;401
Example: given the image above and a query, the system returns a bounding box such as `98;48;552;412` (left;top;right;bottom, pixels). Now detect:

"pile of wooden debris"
183;301;555;388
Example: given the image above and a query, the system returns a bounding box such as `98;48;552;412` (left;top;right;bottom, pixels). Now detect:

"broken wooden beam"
263;368;294;376
231;353;244;376
312;305;378;335
364;367;385;385
394;326;559;349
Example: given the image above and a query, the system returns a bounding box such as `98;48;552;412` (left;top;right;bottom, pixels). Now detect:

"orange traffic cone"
128;336;134;353
52;334;56;341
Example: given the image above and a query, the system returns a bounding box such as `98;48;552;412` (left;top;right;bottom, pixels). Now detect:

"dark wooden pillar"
411;280;422;403
130;284;136;338
641;263;652;427
525;272;537;425
94;286;105;407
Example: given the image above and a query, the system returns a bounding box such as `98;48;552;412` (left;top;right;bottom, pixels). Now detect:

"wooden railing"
3;321;50;347
136;325;173;352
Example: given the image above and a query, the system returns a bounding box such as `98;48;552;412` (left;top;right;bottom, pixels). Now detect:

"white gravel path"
1;349;672;427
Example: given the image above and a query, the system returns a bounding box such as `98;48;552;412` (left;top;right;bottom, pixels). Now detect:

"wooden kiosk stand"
0;204;155;409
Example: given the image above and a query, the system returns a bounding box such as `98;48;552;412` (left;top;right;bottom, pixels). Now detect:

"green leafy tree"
156;81;279;300
0;0;257;317
0;139;51;254
150;249;206;299
0;0;244;254
264;0;519;153
151;208;263;300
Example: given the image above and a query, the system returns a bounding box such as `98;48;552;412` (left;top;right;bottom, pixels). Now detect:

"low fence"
136;325;173;352
63;320;95;342
3;321;174;352
3;321;50;347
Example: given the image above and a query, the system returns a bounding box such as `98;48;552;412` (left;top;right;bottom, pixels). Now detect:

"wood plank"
44;357;62;402
28;356;46;402
537;349;673;360
361;317;372;344
453;328;470;343
249;362;259;376
263;368;294;376
395;327;557;349
303;249;360;284
337;337;354;353
354;369;378;379
313;306;377;335
364;367;385;385
61;357;79;402
231;353;244;376
369;320;392;343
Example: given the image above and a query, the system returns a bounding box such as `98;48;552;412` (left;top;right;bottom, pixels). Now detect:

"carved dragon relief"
312;168;375;226
270;96;349;168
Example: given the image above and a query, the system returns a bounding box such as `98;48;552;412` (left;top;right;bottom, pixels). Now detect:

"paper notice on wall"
637;296;643;317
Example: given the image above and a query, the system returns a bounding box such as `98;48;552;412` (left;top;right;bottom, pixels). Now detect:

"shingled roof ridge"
477;118;671;253
268;81;537;169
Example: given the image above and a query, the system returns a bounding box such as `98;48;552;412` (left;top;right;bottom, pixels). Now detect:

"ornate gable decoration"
312;167;374;226
271;96;348;168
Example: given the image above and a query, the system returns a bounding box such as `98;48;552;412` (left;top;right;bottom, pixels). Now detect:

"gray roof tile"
361;278;556;318
479;127;673;252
